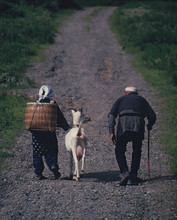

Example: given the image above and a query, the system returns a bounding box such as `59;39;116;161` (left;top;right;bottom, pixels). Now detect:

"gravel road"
0;7;177;220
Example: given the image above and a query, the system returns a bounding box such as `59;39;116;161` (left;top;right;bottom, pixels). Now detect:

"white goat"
65;109;87;181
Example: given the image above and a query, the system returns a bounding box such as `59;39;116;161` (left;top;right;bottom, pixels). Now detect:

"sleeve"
108;114;116;134
108;98;120;118
55;103;70;131
146;102;156;129
108;98;120;134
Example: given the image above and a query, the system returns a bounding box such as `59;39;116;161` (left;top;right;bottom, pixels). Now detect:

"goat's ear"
80;107;83;113
71;109;75;114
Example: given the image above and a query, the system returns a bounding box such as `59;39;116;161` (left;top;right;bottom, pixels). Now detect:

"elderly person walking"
108;86;156;186
32;85;70;180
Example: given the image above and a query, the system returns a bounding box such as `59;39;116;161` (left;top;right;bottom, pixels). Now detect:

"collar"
128;93;138;95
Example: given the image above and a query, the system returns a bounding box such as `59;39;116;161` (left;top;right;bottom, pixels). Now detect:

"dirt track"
0;7;177;219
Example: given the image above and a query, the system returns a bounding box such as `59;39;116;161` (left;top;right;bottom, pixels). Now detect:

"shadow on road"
83;170;120;183
61;170;120;183
61;173;176;185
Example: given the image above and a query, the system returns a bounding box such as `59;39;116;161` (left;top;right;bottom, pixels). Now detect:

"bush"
109;2;177;85
142;44;177;71
0;93;28;132
0;93;29;169
0;6;56;87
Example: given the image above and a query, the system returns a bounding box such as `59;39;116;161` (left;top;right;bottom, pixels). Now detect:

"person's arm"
55;102;70;131
146;103;156;130
108;114;117;146
108;114;116;135
108;99;120;145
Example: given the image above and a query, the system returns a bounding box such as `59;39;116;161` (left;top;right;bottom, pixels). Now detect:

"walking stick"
148;130;150;181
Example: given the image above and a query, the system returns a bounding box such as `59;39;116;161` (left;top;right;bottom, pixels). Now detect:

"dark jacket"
108;93;156;139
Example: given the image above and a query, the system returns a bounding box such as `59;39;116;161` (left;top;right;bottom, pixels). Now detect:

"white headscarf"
39;85;54;101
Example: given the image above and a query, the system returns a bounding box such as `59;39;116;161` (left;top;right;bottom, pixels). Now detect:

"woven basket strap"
30;105;38;129
41;105;49;131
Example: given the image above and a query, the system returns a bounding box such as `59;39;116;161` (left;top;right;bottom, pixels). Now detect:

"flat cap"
124;86;138;93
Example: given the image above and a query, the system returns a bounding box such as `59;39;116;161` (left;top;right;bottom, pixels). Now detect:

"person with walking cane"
108;86;156;186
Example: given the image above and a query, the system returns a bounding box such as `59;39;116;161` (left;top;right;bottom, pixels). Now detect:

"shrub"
109;2;177;85
0;6;56;87
0;93;28;132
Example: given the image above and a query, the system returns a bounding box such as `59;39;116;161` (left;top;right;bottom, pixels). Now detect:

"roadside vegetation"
0;93;29;170
109;1;177;177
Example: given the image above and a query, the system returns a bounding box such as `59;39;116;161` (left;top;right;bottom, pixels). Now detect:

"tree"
59;0;81;9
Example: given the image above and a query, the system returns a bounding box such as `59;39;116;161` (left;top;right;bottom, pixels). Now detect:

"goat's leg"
72;150;80;181
80;148;86;177
69;151;73;179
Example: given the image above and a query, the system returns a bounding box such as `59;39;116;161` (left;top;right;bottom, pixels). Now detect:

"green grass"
109;1;177;177
83;7;105;22
0;93;29;170
83;25;91;32
0;6;74;89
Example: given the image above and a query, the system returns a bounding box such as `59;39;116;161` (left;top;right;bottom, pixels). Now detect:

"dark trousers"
33;153;59;175
115;131;142;178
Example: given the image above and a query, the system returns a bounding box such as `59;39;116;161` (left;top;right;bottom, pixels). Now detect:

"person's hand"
147;124;152;131
50;100;55;104
110;133;116;146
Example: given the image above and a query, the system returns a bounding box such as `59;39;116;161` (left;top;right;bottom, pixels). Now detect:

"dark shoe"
37;174;47;180
128;177;142;185
51;166;61;179
119;171;129;186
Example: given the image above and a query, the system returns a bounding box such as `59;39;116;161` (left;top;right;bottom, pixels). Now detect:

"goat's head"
71;108;83;126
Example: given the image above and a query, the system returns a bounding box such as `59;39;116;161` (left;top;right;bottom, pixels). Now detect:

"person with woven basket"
31;85;70;180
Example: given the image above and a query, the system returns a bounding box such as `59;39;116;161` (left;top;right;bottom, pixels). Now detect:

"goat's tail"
77;123;82;138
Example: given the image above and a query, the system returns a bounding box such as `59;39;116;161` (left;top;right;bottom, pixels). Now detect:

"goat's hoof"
80;170;85;178
73;175;80;181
